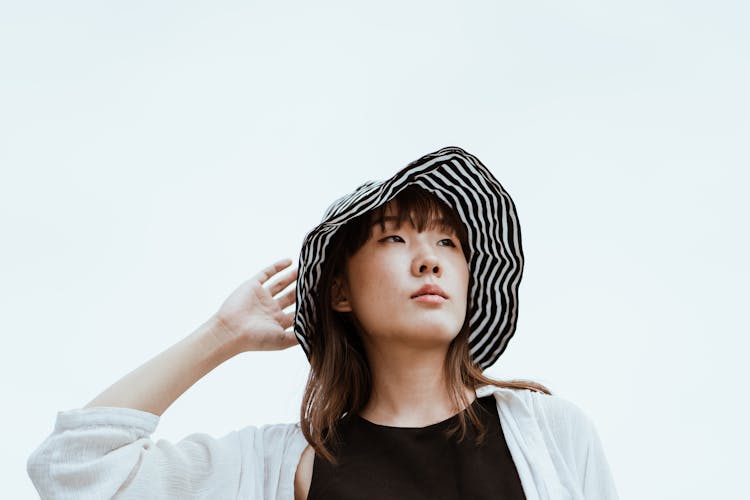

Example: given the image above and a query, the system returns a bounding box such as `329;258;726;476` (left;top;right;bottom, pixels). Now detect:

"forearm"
84;315;240;416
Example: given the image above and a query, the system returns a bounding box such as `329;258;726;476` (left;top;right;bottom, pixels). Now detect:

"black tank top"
307;394;526;499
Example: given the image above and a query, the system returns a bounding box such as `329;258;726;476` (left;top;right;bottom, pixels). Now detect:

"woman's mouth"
412;294;447;304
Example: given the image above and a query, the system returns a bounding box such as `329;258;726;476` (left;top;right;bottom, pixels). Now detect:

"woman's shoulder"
256;420;309;457
480;386;619;497
478;384;597;434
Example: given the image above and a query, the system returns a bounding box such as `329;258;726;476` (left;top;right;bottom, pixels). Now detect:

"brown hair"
299;186;551;464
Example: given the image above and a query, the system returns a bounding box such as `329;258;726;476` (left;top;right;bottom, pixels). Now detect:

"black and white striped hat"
294;146;524;370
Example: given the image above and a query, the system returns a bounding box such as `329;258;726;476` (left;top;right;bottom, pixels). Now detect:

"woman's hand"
83;259;299;416
212;258;299;354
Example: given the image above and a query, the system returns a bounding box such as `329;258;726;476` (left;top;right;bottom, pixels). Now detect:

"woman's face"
331;201;470;352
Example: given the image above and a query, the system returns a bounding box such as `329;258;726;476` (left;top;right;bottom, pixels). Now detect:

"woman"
27;146;619;499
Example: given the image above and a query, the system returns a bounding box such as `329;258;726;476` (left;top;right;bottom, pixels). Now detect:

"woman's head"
326;186;471;364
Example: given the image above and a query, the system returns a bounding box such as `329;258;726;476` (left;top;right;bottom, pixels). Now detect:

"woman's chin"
401;325;462;344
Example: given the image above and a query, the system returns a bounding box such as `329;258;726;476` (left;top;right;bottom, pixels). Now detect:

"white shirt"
27;385;620;499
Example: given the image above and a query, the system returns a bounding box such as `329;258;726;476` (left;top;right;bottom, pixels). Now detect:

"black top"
307;394;526;500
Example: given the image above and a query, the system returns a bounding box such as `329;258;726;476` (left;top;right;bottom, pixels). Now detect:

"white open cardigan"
27;385;620;499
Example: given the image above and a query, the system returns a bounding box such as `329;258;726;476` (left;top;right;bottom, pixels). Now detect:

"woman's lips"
412;294;447;304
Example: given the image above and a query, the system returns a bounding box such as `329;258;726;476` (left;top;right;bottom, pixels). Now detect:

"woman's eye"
381;235;456;247
382;235;404;242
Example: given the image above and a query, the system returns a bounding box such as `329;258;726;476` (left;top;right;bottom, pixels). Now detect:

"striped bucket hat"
294;146;524;370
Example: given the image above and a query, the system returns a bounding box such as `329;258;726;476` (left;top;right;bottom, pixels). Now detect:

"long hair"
299;185;551;464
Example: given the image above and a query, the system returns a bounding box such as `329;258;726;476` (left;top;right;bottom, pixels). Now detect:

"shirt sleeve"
529;391;620;500
26;406;298;500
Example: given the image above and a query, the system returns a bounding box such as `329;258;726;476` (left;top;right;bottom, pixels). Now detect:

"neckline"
353;395;485;431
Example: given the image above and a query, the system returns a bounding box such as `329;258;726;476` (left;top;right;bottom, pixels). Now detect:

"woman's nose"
413;253;441;276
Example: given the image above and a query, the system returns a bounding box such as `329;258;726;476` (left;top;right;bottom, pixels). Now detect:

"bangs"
368;189;463;240
334;186;471;265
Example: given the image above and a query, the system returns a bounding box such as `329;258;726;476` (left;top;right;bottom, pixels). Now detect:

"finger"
252;258;293;285
267;327;297;351
275;287;296;310
268;267;298;297
280;326;299;349
281;311;295;333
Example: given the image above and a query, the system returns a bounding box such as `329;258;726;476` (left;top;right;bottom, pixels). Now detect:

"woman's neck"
358;347;476;427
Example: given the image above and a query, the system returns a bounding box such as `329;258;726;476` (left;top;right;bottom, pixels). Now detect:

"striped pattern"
294;146;524;370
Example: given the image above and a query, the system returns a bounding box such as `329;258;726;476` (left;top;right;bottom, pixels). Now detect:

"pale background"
2;1;748;498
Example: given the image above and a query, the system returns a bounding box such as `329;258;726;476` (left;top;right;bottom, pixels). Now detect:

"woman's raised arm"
27;259;302;499
84;258;299;416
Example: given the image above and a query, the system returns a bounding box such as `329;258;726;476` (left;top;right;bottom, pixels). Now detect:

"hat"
294;146;524;370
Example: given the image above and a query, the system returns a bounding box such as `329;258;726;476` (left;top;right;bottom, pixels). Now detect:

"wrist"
193;314;244;363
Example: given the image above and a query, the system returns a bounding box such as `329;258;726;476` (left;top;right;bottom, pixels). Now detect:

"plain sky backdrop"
2;1;748;498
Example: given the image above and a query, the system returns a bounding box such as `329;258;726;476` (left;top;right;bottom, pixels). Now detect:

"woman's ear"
330;276;352;312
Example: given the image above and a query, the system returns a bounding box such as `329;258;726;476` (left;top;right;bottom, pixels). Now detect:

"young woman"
28;146;619;499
